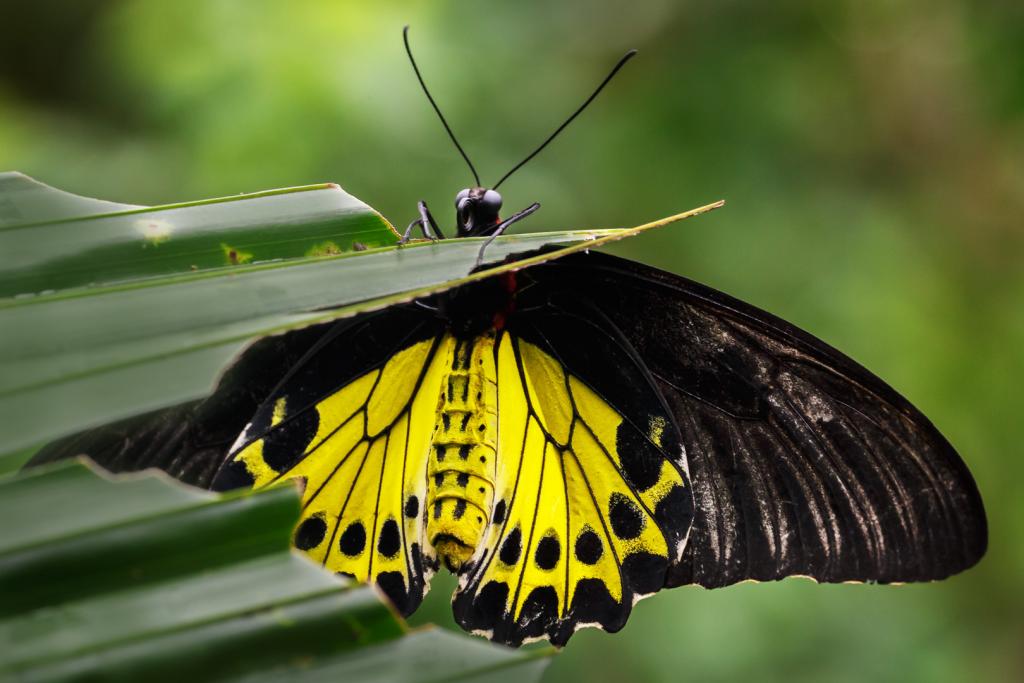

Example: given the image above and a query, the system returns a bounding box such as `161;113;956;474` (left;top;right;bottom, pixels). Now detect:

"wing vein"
508;431;548;629
322;433;375;570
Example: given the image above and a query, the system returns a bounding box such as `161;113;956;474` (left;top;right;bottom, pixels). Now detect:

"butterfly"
32;28;987;647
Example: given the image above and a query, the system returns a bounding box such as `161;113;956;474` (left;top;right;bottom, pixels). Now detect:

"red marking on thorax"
500;271;517;293
492;271;518;331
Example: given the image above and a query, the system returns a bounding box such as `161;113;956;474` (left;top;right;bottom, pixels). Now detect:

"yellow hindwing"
224;328;688;644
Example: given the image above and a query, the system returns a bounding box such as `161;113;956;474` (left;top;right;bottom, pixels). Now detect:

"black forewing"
211;307;443;491
30;306;442;491
513;249;986;587
27;323;331;487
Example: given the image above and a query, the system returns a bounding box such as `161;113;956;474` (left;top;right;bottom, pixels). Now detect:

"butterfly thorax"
427;332;498;572
435;272;517;337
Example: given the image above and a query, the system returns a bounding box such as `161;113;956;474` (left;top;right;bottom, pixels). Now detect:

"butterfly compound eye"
455;188;471;207
481;189;503;211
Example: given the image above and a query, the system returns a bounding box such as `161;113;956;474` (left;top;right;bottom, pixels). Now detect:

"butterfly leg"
473;202;541;267
401;200;446;242
401;201;446;243
420;201;445;240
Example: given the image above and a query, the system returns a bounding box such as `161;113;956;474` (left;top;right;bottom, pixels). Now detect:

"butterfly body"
427;333;499;572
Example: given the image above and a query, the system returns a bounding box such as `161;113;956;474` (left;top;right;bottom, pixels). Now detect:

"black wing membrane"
515;250;986;588
27;323;334;487
29;307;441;491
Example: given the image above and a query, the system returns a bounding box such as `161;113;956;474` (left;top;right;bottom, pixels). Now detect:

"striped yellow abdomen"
426;333;498;572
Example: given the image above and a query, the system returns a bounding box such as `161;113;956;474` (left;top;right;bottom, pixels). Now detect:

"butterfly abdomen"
427;334;498;572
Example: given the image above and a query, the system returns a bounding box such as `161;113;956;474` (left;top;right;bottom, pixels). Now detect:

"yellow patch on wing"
454;334;687;645
572;376;685;546
224;335;454;616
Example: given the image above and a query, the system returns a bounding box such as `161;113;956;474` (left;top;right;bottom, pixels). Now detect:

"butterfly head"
404;26;637;242
455;187;502;237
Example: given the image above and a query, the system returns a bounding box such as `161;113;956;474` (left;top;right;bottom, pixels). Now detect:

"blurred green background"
2;1;1020;681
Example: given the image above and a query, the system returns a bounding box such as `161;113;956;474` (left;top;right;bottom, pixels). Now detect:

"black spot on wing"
622;552;668;596
493;499;507;524
453;580;509;635
511;585;559;646
535;535;561;570
574;529;603;565
393;542;429;618
609;493;644;540
500;527;522;565
376;572;411;615
404;495;419;519
654;484;694;551
615;420;664;492
261;407;320;472
294;515;327;551
378;519;401;558
339;521;366;556
553;578;626;645
211;459;254;492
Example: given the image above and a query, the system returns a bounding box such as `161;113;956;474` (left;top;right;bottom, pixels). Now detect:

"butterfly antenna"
492;49;637;191
403;26;481;187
